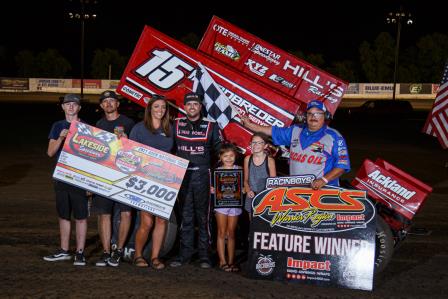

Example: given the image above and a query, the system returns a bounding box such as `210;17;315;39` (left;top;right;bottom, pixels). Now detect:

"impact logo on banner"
69;123;112;161
252;187;375;233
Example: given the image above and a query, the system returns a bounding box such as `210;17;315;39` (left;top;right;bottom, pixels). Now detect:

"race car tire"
375;215;394;274
120;211;178;262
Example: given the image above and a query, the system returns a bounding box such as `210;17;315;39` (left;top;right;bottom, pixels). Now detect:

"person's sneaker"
95;252;110;267
73;250;86;266
169;256;189;268
199;258;212;269
43;248;72;262
107;248;122;267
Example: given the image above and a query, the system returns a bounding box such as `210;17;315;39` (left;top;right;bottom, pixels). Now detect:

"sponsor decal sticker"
268;74;295;89
212;24;250;45
255;254;276;276
245;59;268;77
121;84;143;100
214;42;240;61
311;142;324;153
250;44;281;65
367;170;416;200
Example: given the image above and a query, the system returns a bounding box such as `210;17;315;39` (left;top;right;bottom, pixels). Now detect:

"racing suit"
272;124;350;186
174;117;222;261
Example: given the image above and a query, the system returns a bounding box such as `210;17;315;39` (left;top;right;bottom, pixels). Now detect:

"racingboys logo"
255;254;276;276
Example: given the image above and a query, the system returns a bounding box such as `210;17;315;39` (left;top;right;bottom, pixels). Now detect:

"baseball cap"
62;94;81;105
306;100;327;112
184;92;203;104
99;90;119;103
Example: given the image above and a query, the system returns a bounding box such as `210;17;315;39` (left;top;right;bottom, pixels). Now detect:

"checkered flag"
76;123;93;136
192;63;238;129
95;131;116;143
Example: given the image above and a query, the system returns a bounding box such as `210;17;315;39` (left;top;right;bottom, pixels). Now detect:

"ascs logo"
252;187;375;233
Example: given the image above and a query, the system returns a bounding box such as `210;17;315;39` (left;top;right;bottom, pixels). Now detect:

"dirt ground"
1;100;447;298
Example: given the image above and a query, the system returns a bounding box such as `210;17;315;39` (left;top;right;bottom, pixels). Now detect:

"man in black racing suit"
170;92;222;269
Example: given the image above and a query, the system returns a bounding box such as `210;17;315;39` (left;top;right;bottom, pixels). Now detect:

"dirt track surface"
1;101;447;298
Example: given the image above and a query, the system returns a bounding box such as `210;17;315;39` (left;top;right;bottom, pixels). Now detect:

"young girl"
244;133;276;219
213;143;242;272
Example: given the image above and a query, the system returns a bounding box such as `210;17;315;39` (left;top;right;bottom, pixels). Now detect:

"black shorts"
93;194;132;215
54;181;88;220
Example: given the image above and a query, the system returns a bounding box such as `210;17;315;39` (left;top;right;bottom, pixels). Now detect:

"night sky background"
0;0;446;77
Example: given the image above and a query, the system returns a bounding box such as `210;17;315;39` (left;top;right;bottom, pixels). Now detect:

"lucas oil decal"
252;187;375;233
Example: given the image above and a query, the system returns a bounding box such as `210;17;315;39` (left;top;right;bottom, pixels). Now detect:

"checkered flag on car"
76;123;93;136
192;63;238;129
95;131;116;143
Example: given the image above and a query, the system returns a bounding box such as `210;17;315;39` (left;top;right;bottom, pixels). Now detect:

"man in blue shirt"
241;100;350;190
44;94;88;266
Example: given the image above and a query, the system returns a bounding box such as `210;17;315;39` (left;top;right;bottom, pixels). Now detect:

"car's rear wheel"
118;211;178;263
374;215;394;274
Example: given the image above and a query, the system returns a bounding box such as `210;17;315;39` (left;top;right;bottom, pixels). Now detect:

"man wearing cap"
170;92;223;269
44;94;89;266
241;100;350;189
93;90;135;267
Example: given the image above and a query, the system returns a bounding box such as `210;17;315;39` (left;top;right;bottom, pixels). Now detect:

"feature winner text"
253;232;369;256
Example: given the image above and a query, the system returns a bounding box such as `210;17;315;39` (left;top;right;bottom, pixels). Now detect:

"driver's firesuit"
271;124;350;186
173;116;222;262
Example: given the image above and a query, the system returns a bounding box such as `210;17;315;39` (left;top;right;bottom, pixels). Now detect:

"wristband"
321;177;328;184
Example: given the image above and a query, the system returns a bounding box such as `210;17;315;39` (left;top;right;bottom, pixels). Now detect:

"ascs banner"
117;26;305;152
198;16;348;116
247;182;376;291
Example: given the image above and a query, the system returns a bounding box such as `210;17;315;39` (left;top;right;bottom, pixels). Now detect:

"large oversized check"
53;121;188;219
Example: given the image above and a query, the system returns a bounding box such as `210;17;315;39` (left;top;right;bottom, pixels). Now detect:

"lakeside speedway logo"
252;186;375;233
69;123;112;161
